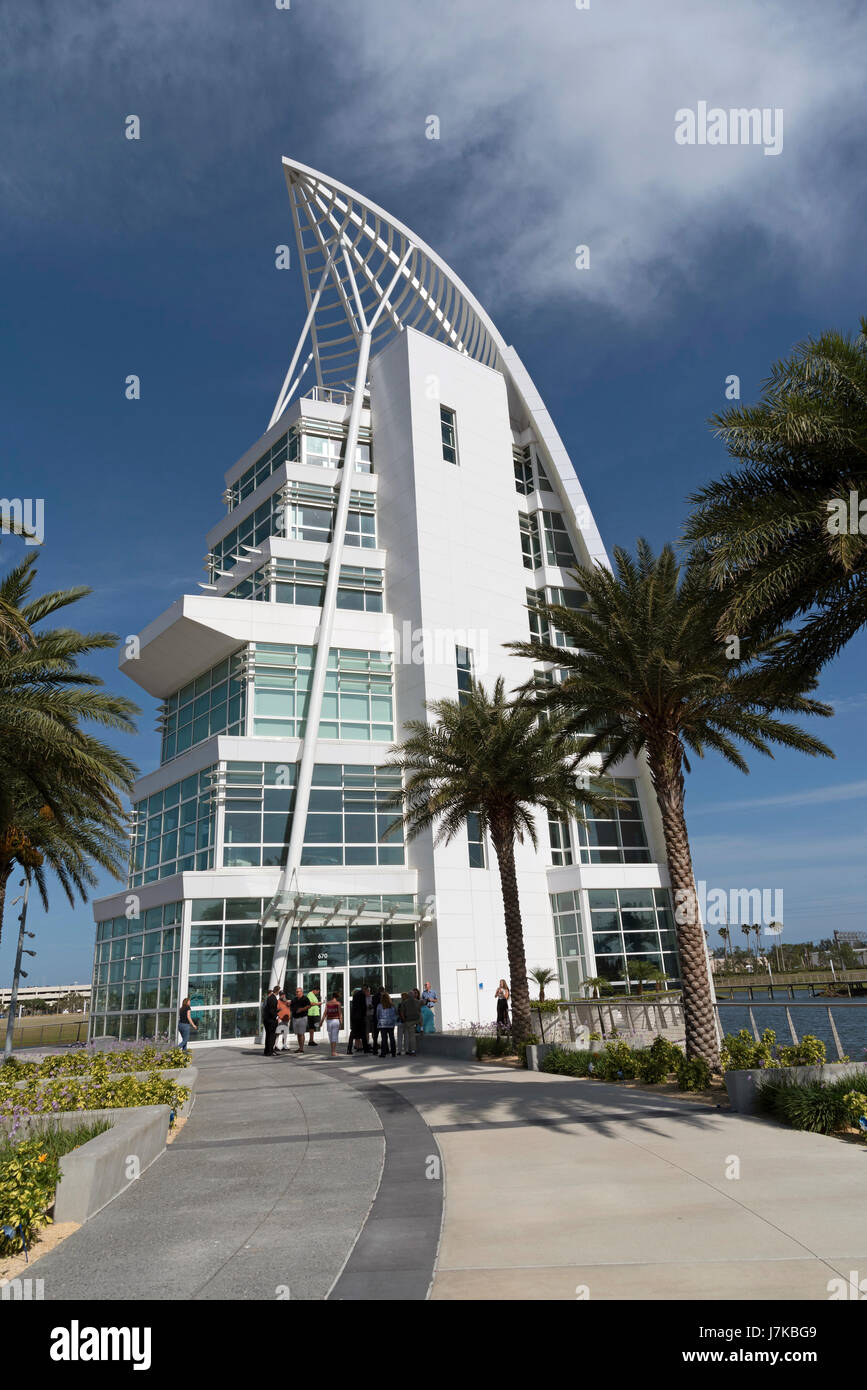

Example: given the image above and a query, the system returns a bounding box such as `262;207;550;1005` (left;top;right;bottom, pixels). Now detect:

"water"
717;989;867;1061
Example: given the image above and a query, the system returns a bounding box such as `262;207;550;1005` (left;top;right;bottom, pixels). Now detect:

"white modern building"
88;158;678;1043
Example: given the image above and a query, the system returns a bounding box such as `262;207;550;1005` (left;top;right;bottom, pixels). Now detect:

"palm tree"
582;976;608;1000
718;926;730;967
685;317;867;674
387;678;613;1043
752;924;762;959
0;555;139;947
740;923;753;964
623;960;667;996
509;540;833;1066
528;966;559;1002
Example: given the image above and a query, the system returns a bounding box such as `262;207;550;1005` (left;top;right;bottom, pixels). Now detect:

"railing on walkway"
714;968;867;998
5;1020;88;1049
530;997;684;1045
714;998;866;1062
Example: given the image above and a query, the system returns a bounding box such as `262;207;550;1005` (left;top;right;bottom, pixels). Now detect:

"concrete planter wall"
414;1035;477;1061
724;1061;867;1115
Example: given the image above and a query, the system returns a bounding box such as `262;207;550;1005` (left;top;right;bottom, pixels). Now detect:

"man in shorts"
290;987;310;1053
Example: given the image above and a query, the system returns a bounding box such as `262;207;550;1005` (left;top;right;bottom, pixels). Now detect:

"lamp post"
3;879;36;1061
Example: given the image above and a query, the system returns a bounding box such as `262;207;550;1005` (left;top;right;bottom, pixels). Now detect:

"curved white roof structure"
273;157;607;566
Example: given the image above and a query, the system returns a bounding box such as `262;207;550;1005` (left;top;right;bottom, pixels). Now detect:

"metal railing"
4;1020;88;1049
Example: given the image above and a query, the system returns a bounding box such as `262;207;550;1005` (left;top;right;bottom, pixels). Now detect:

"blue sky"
2;0;866;986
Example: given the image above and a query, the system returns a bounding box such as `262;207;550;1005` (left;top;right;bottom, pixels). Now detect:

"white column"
268;328;372;986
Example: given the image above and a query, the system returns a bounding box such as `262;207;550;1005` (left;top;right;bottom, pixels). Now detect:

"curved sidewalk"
343;1056;867;1301
34;1047;441;1302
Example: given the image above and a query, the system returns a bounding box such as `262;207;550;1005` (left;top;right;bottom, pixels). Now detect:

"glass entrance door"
297;968;349;1037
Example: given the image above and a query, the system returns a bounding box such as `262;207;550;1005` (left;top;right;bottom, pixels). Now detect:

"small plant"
674;1054;712;1091
775;1034;826;1067
540;1048;594;1078
476;1035;511;1059
842;1091;867;1132
720;1029;776;1071
528;966;558;1002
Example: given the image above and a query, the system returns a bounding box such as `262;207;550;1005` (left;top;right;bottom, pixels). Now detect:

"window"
251;644;313;738
273;559;327;606
587;887;680;991
222;762;297;868
226;431;298;510
539;511;577;568
303;433;373;474
283;480;376;547
467;812;486;868
526;587;588;648
209;491;284;578
320;650;394;742
302;765;405;867
160;655;246;762
513;445;553;496
130;770;216;887
574;778;650;864
336;565;384;613
91;902;182;1042
549;890;586;997
519;513;542;570
547;815;573;865
440;406;458;465
455;646;473;705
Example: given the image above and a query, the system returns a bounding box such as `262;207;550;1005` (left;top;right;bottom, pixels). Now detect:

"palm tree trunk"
0;868;7;954
647;740;720;1068
490;821;533;1044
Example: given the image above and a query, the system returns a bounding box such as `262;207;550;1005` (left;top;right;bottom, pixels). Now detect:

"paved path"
35;1047;441;1301
342;1056;867;1301
34;1049;867;1301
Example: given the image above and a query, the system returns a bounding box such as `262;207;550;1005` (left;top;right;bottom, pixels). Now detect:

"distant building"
0;984;90;1011
834;930;867;948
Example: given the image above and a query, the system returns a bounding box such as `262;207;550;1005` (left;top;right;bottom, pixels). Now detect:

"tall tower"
88;159;677;1043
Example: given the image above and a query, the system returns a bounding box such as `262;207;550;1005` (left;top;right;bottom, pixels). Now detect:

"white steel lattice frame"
269;157;507;425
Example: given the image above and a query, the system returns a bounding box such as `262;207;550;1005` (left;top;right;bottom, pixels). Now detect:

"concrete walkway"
33;1048;867;1301
343;1056;867;1300
35;1046;441;1301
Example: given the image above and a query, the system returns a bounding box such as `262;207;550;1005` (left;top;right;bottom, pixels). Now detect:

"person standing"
324;991;343;1058
377;991;397;1058
420;999;436;1034
290;986;309;1054
276;991;292;1052
178;998;198;1051
421;980;438;1017
306;985;321;1047
262;986;279;1056
398;990;421;1055
346;988;371;1055
369;983;382;1056
495;979;511;1034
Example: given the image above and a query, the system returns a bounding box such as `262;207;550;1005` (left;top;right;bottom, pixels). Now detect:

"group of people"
262;981;439;1059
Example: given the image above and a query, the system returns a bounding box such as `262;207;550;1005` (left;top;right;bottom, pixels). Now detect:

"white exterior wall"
372;330;559;1030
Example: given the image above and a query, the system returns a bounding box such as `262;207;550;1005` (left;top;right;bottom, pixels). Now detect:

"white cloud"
2;0;864;320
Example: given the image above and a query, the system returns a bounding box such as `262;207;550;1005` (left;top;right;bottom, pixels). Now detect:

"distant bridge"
714;969;867;1000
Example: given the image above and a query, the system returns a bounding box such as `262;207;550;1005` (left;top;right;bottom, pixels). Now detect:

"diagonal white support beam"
268;249;337;429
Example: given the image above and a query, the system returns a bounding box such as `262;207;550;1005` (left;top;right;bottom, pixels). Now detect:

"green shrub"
592;1041;638;1082
675;1055;712;1091
0;1073;190;1125
721;1029;776;1071
774;1082;848;1134
540;1047;594;1077
530;1000;564;1015
633;1047;671;1084
775;1034;827;1067
476;1035;511;1059
0;1138;59;1255
842;1091;867;1130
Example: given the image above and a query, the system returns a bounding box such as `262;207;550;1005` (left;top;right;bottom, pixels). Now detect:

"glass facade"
526;587;588;647
186;894;417;1041
130;769;216;887
90;902;182;1040
160;655;246;763
249;645;393;742
226;558;383;612
302;764;404;866
549;890;587;998
222;760;296;868
574;777;650;864
587;887;680;991
251;644;313;739
227;430;298;510
467;812;486;868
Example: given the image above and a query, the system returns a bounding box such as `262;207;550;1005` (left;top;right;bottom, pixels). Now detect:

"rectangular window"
222;762;297;868
92;906;183;1042
160;655;246;763
336;565;384;613
526;587;587;648
547;815;573;866
301;765;405;867
586;887;680;991
539;511;577;568
519;513;542;570
302;433;373;474
440;406;458;465
513;445;553;496
574;777;650;865
321;649;394;742
227;431;296;511
467;812;486;868
130;772;216;887
455;645;473;705
251;644;313;739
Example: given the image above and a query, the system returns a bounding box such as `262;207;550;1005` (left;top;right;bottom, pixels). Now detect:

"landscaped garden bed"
720;1029;867;1116
0;1119;111;1264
